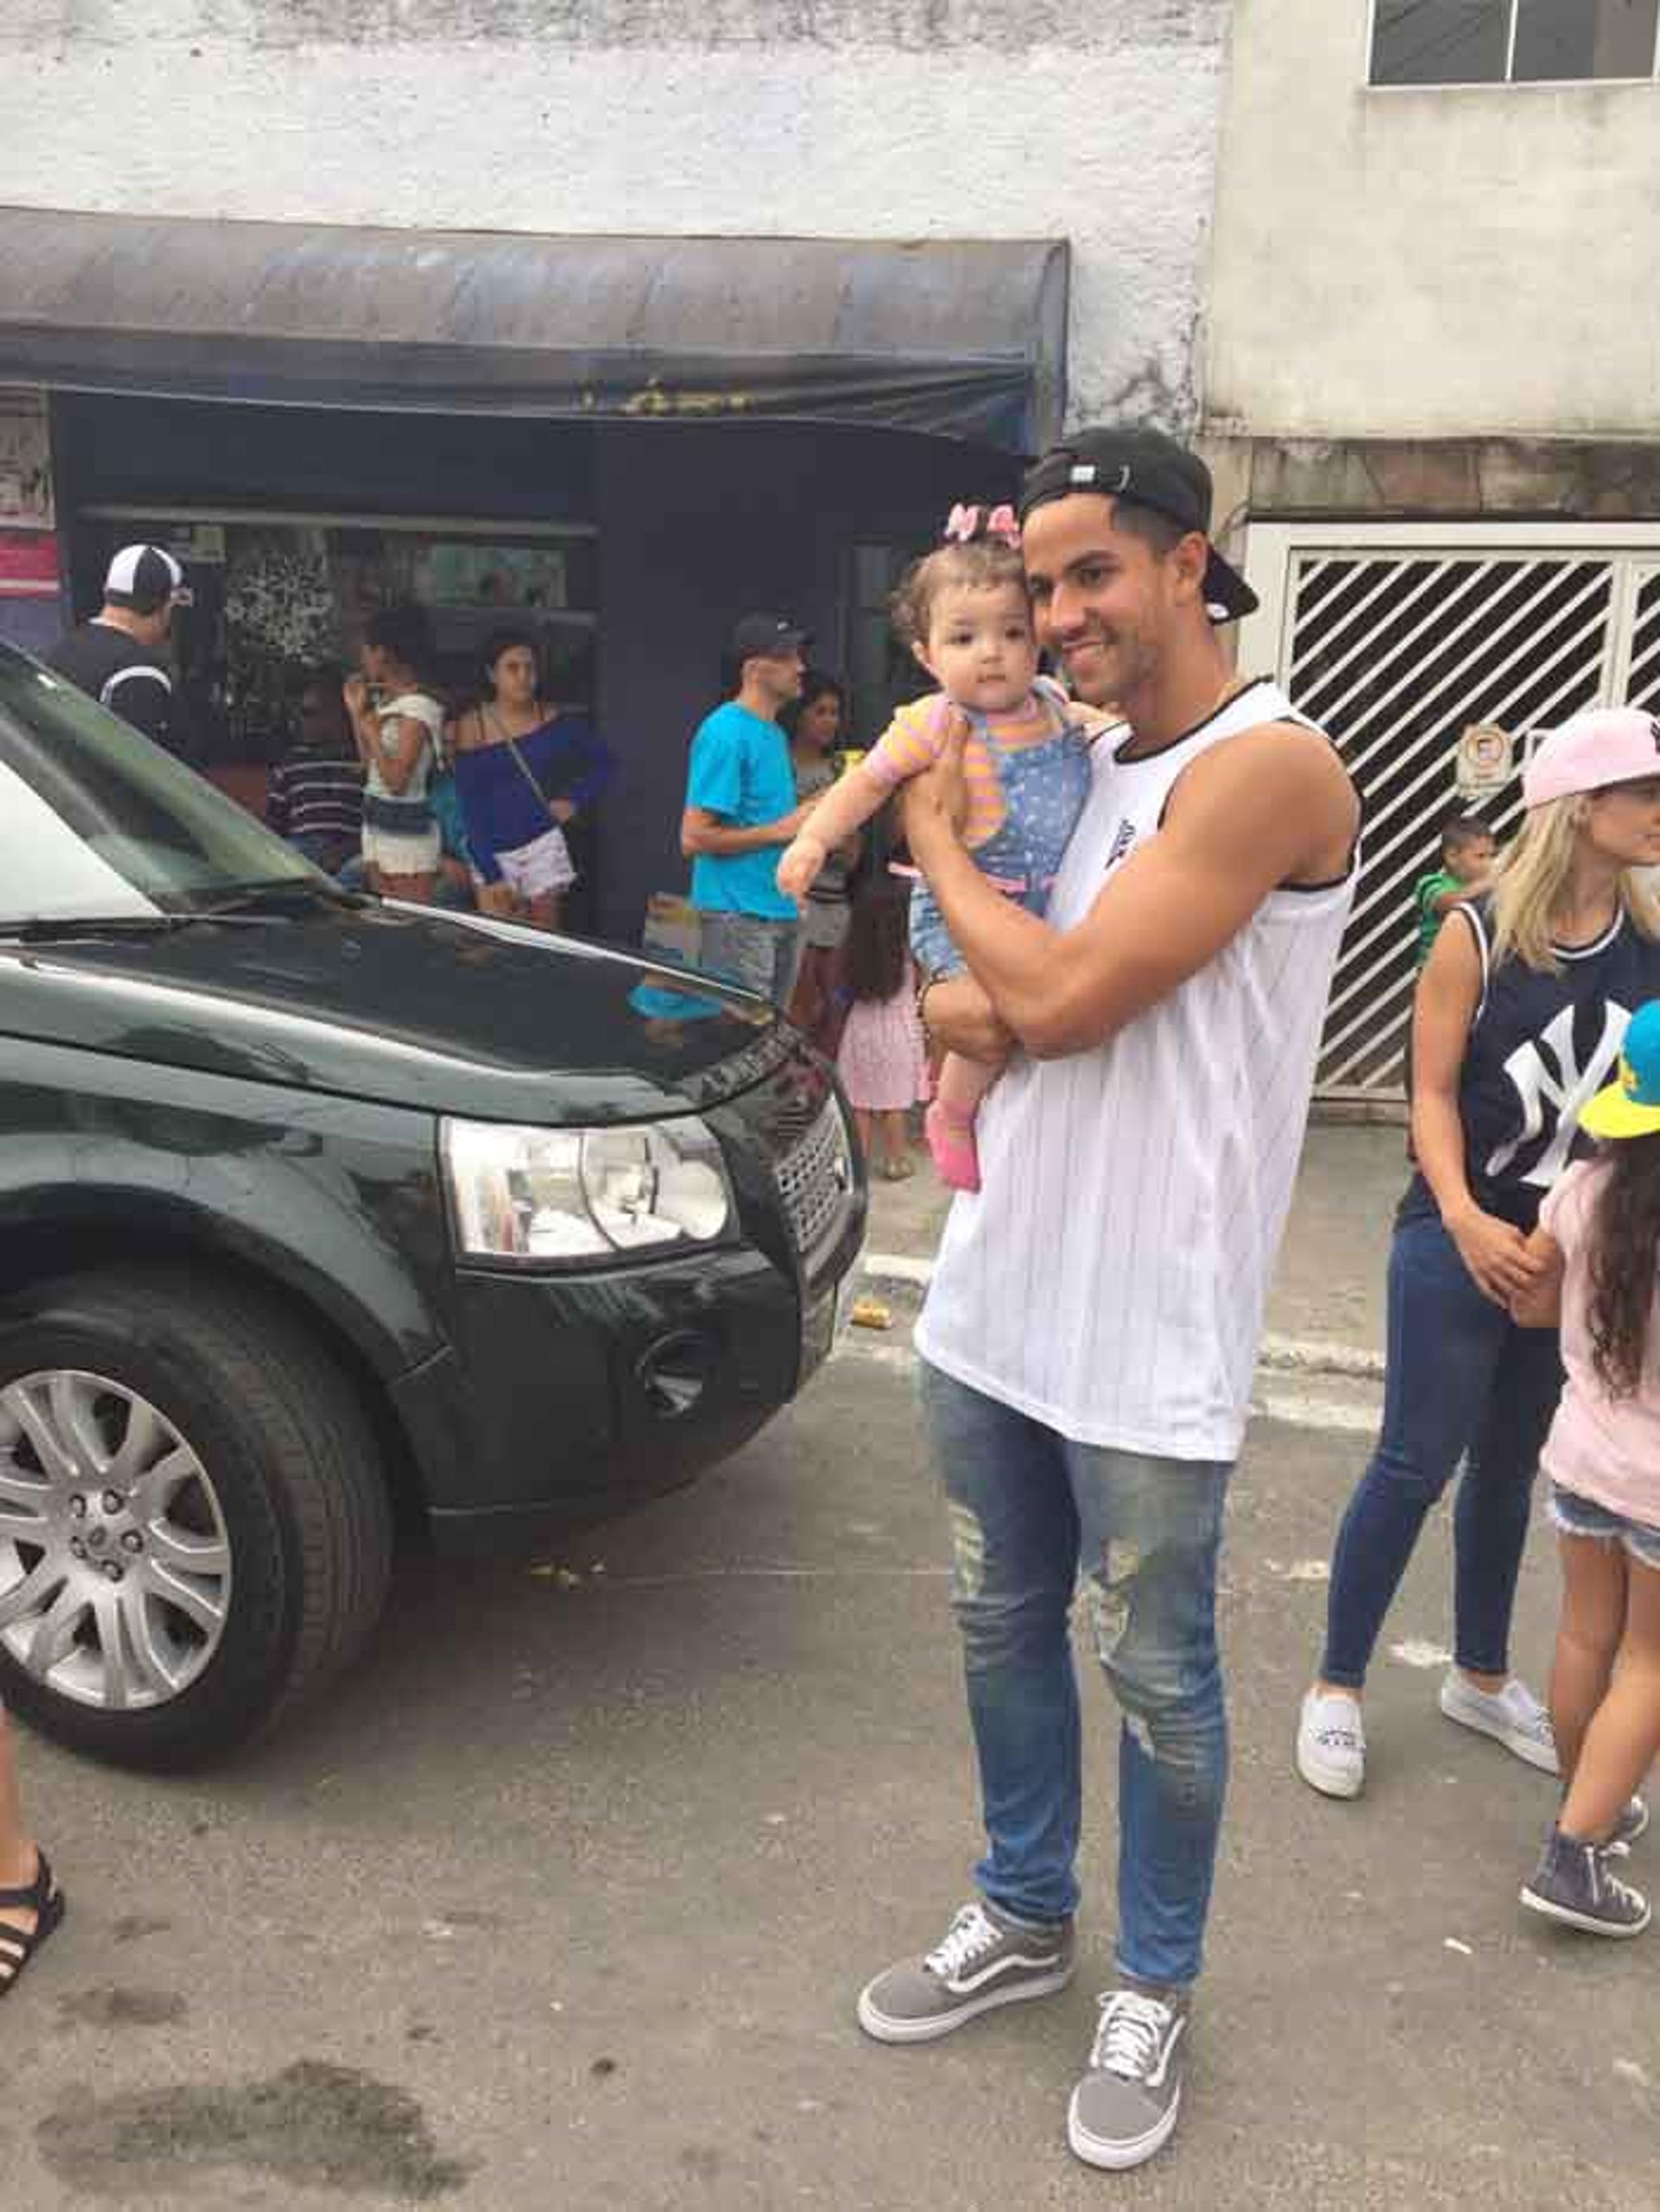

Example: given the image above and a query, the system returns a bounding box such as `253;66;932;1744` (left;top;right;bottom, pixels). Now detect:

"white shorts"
483;824;577;901
362;824;442;877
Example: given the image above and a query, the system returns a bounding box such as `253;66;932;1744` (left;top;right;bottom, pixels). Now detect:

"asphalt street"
7;1131;1657;2210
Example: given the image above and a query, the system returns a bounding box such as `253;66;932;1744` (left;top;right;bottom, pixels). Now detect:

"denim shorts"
1548;1484;1660;1571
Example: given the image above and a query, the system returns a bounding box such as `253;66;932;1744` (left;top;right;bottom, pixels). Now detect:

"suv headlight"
441;1115;734;1265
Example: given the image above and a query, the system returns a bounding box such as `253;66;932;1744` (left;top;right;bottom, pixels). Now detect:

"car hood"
0;899;795;1123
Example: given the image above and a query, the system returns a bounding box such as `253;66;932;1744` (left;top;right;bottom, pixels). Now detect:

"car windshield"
0;643;325;928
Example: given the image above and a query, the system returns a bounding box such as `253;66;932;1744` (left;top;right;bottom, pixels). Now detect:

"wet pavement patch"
56;1986;188;2029
37;2059;472;2201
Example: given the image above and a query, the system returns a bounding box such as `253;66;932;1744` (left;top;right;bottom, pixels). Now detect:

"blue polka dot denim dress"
907;702;1095;979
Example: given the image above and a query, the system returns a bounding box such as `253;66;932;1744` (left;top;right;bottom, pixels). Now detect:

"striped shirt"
863;679;1071;849
265;749;365;842
915;679;1357;1463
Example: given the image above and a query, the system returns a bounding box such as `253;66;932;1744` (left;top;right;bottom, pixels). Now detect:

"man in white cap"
47;545;190;760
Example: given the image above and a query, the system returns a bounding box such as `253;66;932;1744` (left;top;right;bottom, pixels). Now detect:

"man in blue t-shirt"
680;612;814;1002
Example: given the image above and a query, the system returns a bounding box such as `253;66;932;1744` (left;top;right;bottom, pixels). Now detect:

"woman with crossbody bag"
450;629;614;932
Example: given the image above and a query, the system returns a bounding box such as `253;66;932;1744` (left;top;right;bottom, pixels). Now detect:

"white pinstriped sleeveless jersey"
914;678;1357;1463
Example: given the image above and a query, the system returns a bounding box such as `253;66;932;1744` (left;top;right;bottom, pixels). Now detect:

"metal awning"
0;207;1069;454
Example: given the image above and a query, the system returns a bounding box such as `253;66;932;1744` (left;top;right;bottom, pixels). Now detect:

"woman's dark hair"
363;602;435;677
782;670;846;738
841;875;911;1006
481;627;539;695
1587;1131;1660;1397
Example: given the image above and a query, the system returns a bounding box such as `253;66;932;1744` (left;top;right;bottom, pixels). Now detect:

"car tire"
0;1265;393;1770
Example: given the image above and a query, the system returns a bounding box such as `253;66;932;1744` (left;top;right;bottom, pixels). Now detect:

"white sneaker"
1438;1671;1559;1774
1297;1687;1365;1799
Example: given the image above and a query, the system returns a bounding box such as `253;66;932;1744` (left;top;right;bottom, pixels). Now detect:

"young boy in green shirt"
1414;815;1497;968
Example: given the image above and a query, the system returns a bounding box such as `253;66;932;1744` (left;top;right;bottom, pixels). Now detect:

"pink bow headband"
943;502;1021;548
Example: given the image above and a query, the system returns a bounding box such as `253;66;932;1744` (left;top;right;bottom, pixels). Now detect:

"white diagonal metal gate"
1238;523;1660;1100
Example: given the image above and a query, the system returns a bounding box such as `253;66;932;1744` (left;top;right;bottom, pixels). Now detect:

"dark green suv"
0;645;863;1770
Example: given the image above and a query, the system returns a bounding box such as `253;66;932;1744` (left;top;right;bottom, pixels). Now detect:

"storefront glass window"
72;511;598;770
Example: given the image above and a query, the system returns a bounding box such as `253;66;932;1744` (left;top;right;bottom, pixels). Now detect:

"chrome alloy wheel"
0;1369;232;1710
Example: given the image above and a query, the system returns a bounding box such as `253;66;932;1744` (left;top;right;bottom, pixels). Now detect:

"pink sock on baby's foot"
925;1100;981;1193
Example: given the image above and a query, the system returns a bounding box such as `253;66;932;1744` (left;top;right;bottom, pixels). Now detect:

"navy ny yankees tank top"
1400;897;1660;1233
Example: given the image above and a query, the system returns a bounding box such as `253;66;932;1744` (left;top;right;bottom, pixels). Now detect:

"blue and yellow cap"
1581;999;1660;1140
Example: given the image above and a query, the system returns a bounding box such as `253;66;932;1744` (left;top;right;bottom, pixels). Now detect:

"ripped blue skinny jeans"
919;1360;1231;1990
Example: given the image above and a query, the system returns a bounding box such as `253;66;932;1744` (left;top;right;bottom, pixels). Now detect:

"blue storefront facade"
0;210;1063;945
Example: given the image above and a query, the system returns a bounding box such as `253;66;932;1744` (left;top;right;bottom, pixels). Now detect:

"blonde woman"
1299;708;1660;1800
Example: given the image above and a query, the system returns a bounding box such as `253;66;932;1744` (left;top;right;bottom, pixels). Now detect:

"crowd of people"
24;434;1660;2180
48;559;613;931
333;609;613;927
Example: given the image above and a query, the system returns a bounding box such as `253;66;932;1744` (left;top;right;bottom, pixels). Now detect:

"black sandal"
0;1850;65;1998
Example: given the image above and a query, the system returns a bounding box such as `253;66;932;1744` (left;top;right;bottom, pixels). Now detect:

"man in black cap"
855;429;1359;2171
680;612;814;1002
47;545;190;760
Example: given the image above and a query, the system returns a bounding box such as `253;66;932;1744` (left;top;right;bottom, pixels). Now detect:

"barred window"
1370;0;1660;86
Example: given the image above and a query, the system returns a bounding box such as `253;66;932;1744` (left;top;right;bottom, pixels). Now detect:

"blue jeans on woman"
1320;1211;1565;1690
918;1361;1231;1992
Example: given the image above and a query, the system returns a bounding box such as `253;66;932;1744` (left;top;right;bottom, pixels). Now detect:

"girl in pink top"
1515;995;1660;1938
833;875;929;1181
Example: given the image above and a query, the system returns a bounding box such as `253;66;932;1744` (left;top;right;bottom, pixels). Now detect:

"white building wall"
1;0;1231;434
1204;0;1660;440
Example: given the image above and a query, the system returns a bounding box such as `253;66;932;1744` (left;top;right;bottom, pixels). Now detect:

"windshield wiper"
0;882;366;944
0;907;292;942
0;914;198;943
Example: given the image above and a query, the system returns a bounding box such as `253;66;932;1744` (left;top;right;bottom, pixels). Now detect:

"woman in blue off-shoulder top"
448;628;613;932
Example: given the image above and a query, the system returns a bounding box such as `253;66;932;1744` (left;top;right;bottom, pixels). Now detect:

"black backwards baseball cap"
730;611;809;661
104;544;192;612
1018;428;1258;624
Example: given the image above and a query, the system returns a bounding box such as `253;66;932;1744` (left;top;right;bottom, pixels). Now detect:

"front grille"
775;1098;854;1264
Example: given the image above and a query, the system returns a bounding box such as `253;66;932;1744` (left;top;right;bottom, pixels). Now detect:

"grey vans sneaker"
1521;1828;1651;1938
856;1898;1075;2044
1067;1986;1188;2171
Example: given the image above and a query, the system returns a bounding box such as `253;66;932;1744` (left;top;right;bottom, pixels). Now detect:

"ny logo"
1105;818;1139;872
1487;1000;1631;1189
